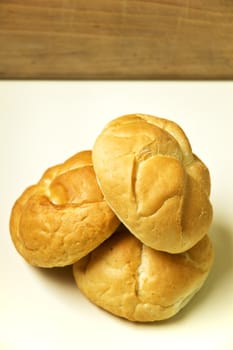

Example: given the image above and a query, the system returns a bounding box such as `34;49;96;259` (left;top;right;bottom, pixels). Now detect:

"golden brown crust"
73;225;214;322
10;151;120;267
92;114;213;253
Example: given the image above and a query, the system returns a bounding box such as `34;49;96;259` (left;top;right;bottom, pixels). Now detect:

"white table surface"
0;81;233;350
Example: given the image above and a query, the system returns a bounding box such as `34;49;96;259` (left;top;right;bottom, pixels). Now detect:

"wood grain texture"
0;0;233;79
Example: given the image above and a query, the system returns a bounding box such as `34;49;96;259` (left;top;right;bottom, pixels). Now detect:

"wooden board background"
0;0;233;79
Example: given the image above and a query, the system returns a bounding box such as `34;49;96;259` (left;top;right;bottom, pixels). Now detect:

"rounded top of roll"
10;150;120;267
92;114;213;253
73;225;214;322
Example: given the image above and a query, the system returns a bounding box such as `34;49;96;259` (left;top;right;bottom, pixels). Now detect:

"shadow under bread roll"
73;225;214;322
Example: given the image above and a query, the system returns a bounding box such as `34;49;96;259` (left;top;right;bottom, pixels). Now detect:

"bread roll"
73;225;214;322
92;114;213;253
10;151;120;267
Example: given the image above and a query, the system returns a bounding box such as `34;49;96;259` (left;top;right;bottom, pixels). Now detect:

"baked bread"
92;114;213;253
73;225;214;322
10;151;120;267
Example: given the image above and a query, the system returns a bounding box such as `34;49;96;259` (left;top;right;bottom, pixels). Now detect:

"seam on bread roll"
136;114;193;165
136;244;148;299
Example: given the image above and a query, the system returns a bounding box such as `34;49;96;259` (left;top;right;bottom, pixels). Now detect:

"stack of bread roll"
10;114;214;322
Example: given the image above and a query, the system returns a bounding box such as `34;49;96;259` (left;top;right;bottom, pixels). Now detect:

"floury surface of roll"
73;225;214;322
92;114;213;253
10;151;120;267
